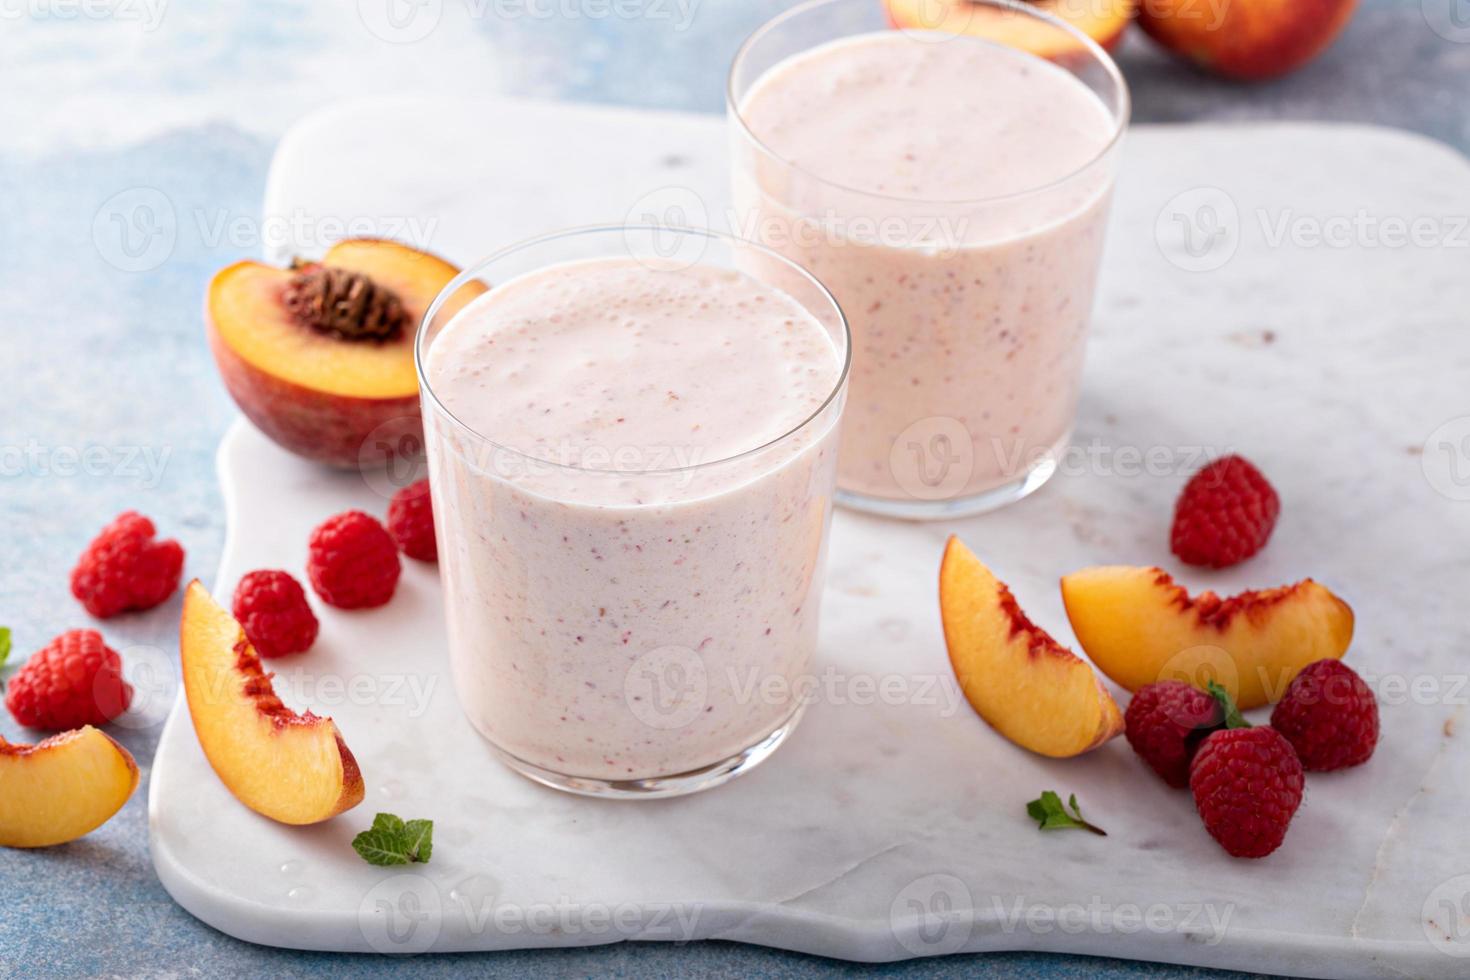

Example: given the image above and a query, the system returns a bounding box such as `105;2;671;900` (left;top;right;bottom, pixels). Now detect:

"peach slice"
206;238;483;469
0;727;139;848
885;0;1137;58
180;580;363;824
1060;566;1355;710
939;537;1124;758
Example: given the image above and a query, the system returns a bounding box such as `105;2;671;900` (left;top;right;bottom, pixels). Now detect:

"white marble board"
147;97;1470;977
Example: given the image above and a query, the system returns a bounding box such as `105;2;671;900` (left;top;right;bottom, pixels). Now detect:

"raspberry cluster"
1125;663;1377;858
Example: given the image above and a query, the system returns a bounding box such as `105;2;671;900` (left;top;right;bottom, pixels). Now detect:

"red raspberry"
70;511;185;618
386;479;437;562
4;629;133;730
1170;455;1279;568
1125;681;1223;788
1270;660;1379;771
1189;726;1304;858
306;510;401;609
233;570;319;658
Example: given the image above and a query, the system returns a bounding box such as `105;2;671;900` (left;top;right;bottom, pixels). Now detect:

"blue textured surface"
0;2;1463;977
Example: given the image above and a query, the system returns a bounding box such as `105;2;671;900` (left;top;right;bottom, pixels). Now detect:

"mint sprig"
352;812;434;866
0;627;10;670
1026;791;1107;836
1207;680;1251;730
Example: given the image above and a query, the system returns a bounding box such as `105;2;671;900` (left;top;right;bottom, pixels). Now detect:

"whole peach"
1138;0;1357;81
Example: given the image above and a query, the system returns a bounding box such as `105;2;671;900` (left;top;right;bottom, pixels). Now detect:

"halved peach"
206;238;483;469
0;726;139;848
180;580;363;824
885;0;1137;58
940;537;1124;758
1061;566;1355;709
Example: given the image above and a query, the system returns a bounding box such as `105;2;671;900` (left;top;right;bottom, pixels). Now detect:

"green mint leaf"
1026;790;1063;826
1207;680;1251;730
370;812;407;837
403;819;434;864
0;627;10;669
352;827;411;866
1026;790;1107;836
352;813;435;866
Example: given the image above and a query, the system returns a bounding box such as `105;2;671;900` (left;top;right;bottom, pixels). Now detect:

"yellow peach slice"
885;0;1137;57
0;727;139;848
940;537;1123;758
180;580;364;824
1060;566;1355;709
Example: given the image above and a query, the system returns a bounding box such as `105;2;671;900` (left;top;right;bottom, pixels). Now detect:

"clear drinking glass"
729;0;1129;519
416;225;850;798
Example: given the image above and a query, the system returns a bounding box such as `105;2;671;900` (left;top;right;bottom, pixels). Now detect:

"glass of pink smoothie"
416;226;850;797
729;0;1129;519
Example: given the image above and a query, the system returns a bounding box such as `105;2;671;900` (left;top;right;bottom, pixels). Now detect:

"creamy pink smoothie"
733;30;1119;507
422;256;844;784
